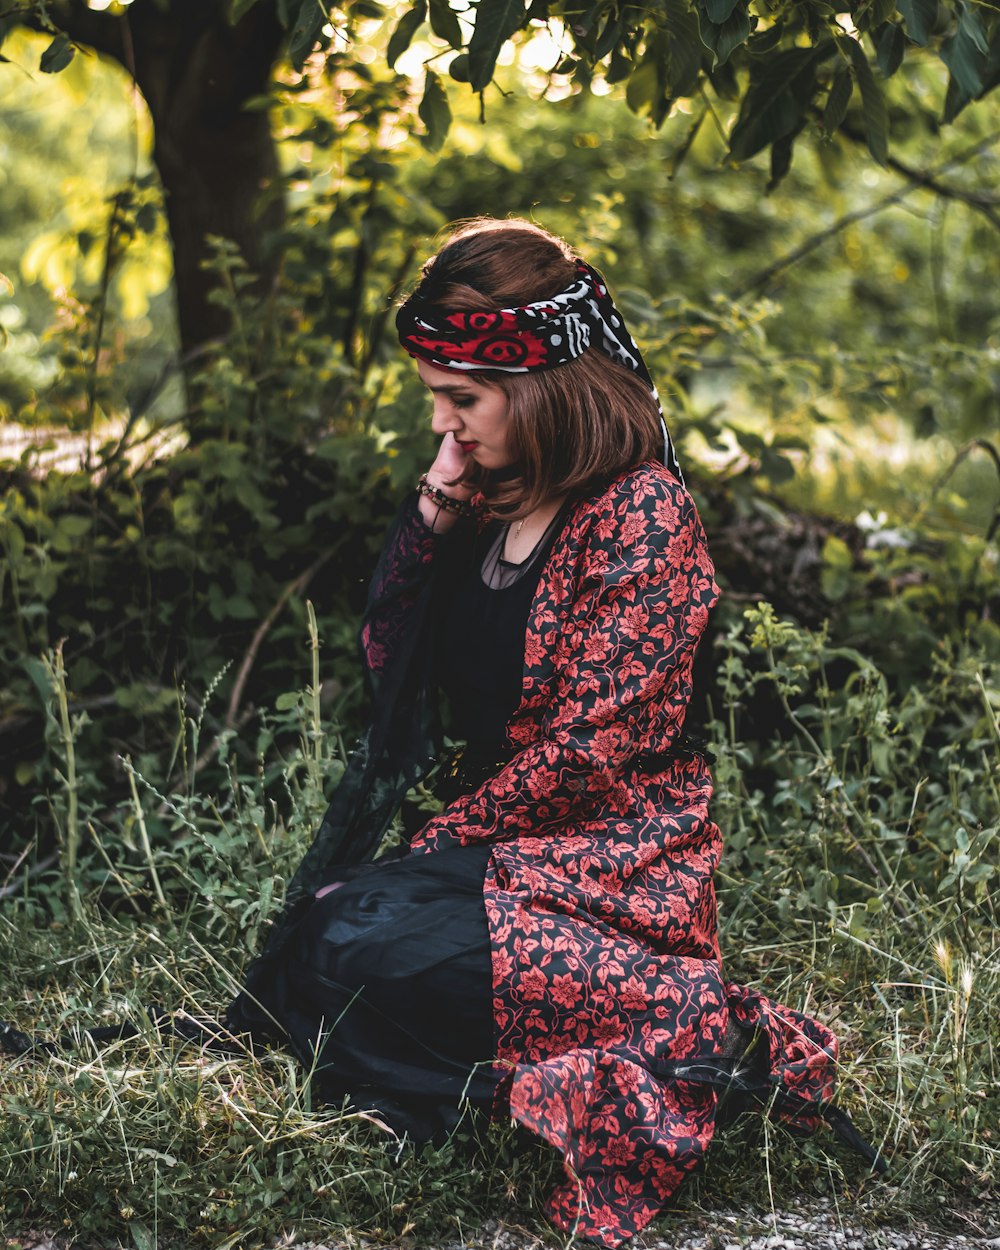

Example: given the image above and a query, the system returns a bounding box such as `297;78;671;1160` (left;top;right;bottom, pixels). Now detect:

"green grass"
1;605;997;1248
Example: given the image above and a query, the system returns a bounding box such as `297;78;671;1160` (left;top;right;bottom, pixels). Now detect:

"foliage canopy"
6;0;1000;178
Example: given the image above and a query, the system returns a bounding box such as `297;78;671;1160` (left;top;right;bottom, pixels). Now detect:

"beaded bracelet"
417;473;477;517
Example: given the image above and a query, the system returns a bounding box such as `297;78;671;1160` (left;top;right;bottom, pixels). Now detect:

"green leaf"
230;0;262;21
667;107;707;176
823;534;853;568
821;534;854;597
594;13;623;59
449;51;472;81
854;0;894;33
875;22;905;77
227;594;257;619
418;69;452;151
940;1;988;111
58;515;92;539
823;66;853;133
958;0;989;54
896;0;937;44
871;0;896;27
39;34;75;74
747;22;783;54
663;0;704;98
729;45;828;161
387;0;427;67
701;0;740;22
768;127;797;190
707;56;739;99
135;203;160;235
625;59;659;114
131;1222;156;1250
607;45;633;83
468;0;526;90
734;429;765;454
429;0;464;48
287;1;327;71
698;3;752;67
841;37;888;164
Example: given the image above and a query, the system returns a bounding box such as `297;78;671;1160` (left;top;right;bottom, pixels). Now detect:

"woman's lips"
457;440;479;452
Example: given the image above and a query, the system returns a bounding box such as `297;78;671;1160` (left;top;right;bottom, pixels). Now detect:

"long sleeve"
359;494;438;689
277;493;475;889
410;468;719;852
360;493;481;691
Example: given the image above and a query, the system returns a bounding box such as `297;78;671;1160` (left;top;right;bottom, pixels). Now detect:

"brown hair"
408;218;663;518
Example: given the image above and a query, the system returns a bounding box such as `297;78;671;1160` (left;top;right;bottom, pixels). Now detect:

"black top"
436;509;568;758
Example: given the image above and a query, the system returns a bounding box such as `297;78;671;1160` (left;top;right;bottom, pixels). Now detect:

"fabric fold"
508;1049;716;1246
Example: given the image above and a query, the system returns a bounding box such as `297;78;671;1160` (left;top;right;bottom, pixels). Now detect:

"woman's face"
417;359;512;469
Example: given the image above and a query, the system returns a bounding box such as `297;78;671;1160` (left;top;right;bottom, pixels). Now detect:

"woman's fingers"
427;434;474;489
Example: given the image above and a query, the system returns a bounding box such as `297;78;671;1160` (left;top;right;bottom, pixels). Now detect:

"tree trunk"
127;2;285;361
50;0;287;383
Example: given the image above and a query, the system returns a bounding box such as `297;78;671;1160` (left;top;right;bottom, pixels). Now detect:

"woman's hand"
418;434;476;532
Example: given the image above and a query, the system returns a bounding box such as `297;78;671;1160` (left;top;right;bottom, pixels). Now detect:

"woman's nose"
431;400;460;435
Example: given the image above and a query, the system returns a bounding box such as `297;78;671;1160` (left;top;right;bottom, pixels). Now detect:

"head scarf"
396;258;683;483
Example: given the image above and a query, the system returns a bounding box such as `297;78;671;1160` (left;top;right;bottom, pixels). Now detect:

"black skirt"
231;843;497;1143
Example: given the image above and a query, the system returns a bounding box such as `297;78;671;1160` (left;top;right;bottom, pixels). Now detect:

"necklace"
502;517;525;564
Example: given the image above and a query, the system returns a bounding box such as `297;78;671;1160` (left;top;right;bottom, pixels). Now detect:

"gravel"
286;1199;1000;1250
6;1200;998;1250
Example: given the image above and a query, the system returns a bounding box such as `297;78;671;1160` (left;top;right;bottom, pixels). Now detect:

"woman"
230;219;844;1248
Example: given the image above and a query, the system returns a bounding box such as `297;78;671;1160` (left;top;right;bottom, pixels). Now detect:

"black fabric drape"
230;497;470;1024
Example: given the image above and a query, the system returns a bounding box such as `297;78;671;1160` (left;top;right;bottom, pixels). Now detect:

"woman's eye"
453;397;475;410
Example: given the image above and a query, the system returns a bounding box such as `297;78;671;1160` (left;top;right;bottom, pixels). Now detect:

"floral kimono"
331;458;840;1246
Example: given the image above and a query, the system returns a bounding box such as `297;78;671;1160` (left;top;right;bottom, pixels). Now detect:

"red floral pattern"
363;462;838;1247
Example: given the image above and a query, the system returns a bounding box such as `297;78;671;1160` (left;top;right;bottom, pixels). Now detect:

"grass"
1;605;997;1248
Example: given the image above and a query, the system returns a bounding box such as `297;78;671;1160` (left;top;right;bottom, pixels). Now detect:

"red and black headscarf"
396;258;683;483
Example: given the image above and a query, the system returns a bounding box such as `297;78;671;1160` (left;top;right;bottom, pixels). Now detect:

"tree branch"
736;183;916;298
739;130;1000;297
843;123;1000;229
928;438;1000;544
224;551;339;730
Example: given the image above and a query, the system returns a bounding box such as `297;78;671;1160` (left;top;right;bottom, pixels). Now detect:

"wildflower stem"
125;755;168;910
42;640;81;921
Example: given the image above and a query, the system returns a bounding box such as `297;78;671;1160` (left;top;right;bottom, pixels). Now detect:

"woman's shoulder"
562;459;713;571
580;459;694;521
554;460;717;599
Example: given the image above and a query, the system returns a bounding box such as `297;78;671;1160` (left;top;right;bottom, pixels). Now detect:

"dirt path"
6;1201;998;1250
292;1202;999;1250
